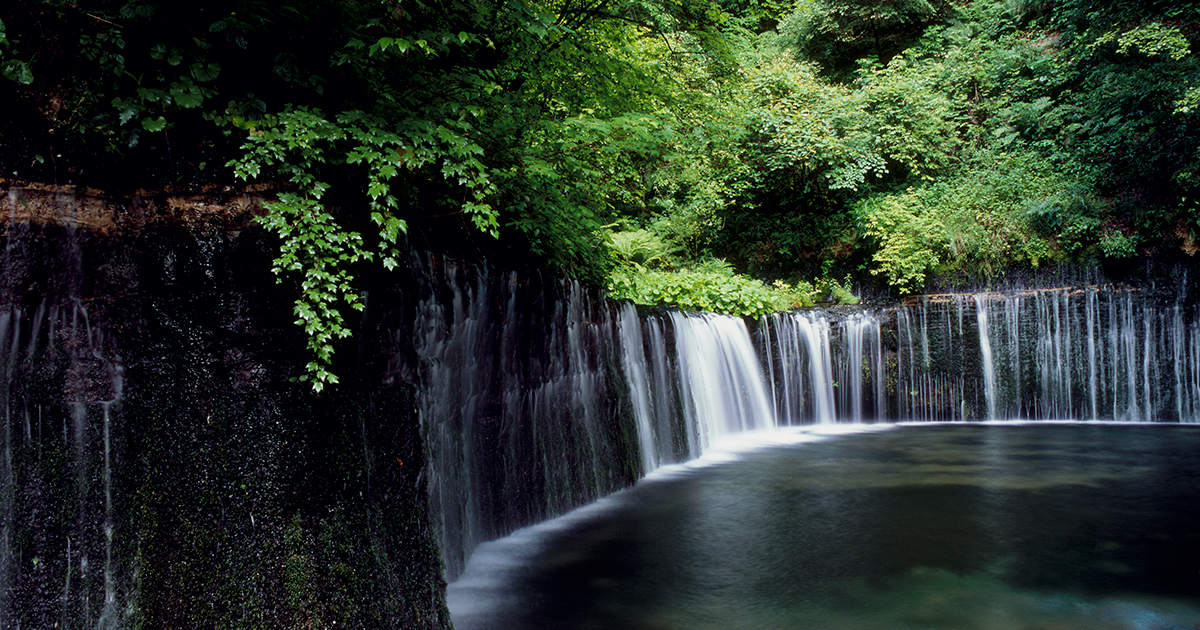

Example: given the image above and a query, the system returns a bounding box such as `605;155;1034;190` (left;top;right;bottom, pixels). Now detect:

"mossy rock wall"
0;213;451;629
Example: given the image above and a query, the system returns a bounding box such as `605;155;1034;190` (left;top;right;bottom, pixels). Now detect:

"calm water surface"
449;424;1200;630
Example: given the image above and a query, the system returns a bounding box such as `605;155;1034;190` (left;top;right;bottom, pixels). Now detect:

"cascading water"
838;313;886;423
412;261;781;580
0;299;127;630
758;284;1200;423
411;261;642;581
641;313;684;466
762;310;886;424
760;311;837;424
617;302;659;474
668;311;775;451
940;286;1200;421
976;294;998;420
5;200;1200;629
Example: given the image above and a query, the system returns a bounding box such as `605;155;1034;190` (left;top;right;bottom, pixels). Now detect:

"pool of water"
448;424;1200;630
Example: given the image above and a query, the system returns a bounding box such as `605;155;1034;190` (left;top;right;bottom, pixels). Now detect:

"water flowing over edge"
412;261;781;580
6;234;1200;624
446;422;898;622
1;299;127;630
422;275;1200;584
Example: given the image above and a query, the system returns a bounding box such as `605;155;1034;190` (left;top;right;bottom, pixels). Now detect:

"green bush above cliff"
3;0;1198;386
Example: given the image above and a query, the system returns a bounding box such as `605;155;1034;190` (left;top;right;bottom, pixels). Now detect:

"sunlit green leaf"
141;116;168;132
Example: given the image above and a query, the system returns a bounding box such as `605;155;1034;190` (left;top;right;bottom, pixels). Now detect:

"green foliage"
255;193;368;391
1044;0;1200;245
823;275;860;304
500;112;673;283
607;264;791;317
502;5;756;272
0;18;33;85
744;0;1200;293
1026;189;1101;255
776;278;825;308
226;0;746;385
608;229;680;269
7;0;1200;378
606;256;860;315
1099;229;1139;258
0;0;358;156
777;0;948;76
715;201;856;277
854;190;944;293
739;46;958;204
233;0;1200;311
227;104;501;388
1091;21;1191;60
745;57;877;192
644;105;757;257
853;143;1101;291
1178;86;1200;115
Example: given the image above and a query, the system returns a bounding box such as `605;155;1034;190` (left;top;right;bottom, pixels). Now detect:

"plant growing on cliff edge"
223;0;741;390
228;109;367;391
607;266;782;317
606;256;837;317
229;106;498;390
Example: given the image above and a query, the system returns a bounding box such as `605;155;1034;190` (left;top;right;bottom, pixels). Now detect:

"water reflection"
450;424;1200;630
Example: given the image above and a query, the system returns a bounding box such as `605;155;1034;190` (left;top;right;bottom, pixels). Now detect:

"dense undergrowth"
2;0;1198;383
599;0;1200;314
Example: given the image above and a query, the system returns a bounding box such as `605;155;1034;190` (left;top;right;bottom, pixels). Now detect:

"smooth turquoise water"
450;424;1200;630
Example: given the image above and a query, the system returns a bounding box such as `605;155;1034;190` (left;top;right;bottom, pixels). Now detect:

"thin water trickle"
618;303;658;474
976;295;998;420
0;310;13;629
644;315;679;466
2;298;127;630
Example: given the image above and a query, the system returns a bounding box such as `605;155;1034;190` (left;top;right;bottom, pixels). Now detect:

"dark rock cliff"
1;182;452;630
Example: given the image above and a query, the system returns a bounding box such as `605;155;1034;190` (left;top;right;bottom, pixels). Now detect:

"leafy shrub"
853;145;1098;292
822;275;860;305
607;263;819;318
1099;229;1138;258
608;229;679;268
1026;190;1102;255
853;190;944;293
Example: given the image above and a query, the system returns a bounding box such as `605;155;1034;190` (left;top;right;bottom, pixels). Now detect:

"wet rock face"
1;222;451;630
406;263;645;582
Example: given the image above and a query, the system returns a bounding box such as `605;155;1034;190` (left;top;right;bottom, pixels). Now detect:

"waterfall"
617;302;658;474
669;311;775;452
838;313;882;423
762;310;885;424
976;295;998;420
412;263;781;580
6;216;1200;626
1;299;126;630
754;285;1200;423
444;279;1200;608
410;262;644;580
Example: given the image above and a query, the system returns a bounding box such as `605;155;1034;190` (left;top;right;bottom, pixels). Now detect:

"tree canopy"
3;0;1199;387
